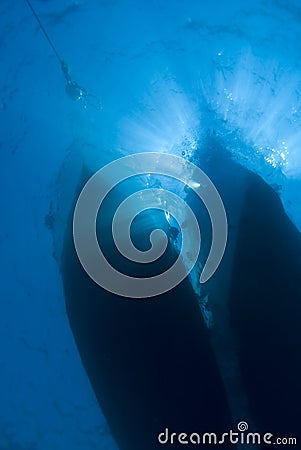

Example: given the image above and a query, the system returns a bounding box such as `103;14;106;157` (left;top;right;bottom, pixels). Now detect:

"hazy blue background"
1;0;300;448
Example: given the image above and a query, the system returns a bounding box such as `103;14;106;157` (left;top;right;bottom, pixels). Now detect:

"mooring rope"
24;0;63;65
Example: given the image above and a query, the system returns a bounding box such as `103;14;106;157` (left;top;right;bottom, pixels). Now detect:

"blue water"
1;0;301;448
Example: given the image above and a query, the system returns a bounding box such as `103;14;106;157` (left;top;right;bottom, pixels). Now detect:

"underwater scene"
1;0;301;449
